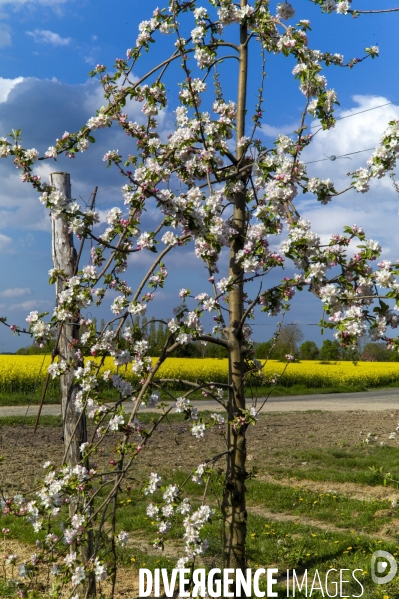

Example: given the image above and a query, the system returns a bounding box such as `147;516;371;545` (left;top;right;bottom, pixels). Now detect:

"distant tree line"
15;320;399;362
16;338;56;355
254;324;399;362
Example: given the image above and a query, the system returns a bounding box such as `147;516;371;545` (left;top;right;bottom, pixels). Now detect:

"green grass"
0;580;19;598
245;515;399;597
1;514;49;546
117;474;399;598
0;411;216;428
120;513;399;598
0;391;60;406
247;479;392;532
0;415;63;426
263;444;399;488
90;475;399;598
0;388;122;406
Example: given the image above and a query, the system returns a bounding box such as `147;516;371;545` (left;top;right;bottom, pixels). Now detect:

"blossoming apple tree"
1;0;399;596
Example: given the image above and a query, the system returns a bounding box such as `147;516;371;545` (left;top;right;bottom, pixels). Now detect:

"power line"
334;100;399;124
251;323;319;326
79;184;123;205
263;98;399;144
305;146;376;165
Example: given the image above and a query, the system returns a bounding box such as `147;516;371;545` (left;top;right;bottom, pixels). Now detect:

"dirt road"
1;387;398;417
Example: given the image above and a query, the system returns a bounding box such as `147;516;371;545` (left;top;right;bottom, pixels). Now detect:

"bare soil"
1;409;399;493
256;473;395;502
1;538;140;599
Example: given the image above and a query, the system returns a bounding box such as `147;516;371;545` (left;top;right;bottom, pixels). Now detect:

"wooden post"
51;173;96;597
50;172;87;466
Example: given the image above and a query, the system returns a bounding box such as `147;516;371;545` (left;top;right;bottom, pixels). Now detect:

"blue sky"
1;0;399;352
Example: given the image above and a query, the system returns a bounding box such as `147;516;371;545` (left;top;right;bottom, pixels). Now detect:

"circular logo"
371;550;397;585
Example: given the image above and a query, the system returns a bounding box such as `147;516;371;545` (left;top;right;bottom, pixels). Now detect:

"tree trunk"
222;0;248;574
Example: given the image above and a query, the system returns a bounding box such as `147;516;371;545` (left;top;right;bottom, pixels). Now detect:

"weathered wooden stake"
50;172;87;465
51;173;96;597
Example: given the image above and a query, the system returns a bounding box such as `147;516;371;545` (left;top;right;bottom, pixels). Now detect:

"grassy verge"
261;444;399;488
0;415;63;426
247;479;393;531
0;391;61;406
0;411;217;428
245;516;399;597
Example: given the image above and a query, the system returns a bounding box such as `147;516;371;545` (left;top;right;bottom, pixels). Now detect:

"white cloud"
26;29;71;46
0;77;24;102
302;95;399;180
0;287;31;298
8;299;52;311
0;78;114;231
0;74;174;236
0;169;50;231
0;232;12;251
261;122;298;138
289;95;399;260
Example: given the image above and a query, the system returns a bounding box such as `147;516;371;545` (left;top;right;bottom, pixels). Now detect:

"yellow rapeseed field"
0;355;399;394
265;359;399;389
153;358;399;389
0;355;53;393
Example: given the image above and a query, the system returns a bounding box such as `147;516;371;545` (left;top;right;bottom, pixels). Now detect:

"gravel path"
1;387;399;416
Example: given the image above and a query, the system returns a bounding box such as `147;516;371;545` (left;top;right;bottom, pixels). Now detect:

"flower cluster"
144;470;213;566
